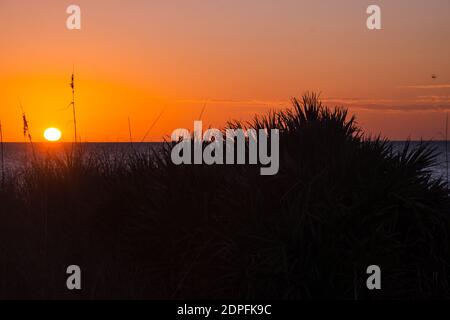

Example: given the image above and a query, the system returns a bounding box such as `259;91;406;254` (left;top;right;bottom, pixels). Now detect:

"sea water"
1;142;449;180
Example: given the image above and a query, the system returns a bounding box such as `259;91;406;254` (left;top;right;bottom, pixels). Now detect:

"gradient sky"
0;0;449;142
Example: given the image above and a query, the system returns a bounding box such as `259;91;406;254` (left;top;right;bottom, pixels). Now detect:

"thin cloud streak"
175;96;450;113
399;84;450;89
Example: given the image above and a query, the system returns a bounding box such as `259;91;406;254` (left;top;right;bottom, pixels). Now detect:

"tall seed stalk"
70;68;78;143
69;68;79;165
20;103;36;163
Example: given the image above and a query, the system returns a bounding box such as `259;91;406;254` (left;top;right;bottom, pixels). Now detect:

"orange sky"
0;0;449;142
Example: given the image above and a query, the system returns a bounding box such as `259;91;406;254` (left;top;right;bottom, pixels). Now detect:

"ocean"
0;141;449;180
391;141;449;179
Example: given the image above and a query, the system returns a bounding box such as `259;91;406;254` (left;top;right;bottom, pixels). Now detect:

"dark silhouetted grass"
0;93;449;299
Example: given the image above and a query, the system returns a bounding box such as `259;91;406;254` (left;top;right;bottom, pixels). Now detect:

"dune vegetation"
0;93;449;299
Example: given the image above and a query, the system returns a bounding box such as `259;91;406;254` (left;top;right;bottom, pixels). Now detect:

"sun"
44;128;62;142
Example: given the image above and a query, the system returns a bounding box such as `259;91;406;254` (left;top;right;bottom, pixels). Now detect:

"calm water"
391;141;449;179
0;142;449;180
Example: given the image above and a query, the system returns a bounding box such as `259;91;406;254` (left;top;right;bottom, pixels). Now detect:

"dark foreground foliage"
0;93;449;299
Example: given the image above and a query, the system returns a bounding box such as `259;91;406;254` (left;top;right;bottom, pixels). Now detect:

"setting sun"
44;128;62;142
